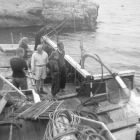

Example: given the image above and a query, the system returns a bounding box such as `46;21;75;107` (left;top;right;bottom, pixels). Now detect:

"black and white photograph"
0;0;140;140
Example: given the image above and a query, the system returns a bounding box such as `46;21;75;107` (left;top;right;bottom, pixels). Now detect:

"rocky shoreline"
0;0;99;30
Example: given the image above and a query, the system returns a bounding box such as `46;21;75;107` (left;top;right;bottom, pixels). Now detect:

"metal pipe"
81;53;131;102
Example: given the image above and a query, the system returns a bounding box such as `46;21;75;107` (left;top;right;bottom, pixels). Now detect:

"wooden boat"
0;36;140;140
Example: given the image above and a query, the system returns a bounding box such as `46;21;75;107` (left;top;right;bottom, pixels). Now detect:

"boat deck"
39;83;77;100
0;42;139;138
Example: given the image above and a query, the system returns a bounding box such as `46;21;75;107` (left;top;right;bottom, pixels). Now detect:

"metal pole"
11;32;14;47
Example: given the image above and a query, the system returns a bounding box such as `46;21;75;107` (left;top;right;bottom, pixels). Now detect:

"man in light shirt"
31;44;48;93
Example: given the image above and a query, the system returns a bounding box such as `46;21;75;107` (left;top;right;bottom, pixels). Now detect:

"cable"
81;53;131;104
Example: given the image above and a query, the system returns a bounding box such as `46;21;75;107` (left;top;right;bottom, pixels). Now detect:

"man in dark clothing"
56;42;66;91
10;48;28;90
47;51;60;96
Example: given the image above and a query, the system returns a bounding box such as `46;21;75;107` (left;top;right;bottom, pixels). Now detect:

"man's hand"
31;69;35;75
112;72;118;77
46;67;50;74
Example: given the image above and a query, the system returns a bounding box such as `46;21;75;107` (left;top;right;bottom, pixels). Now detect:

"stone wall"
0;0;99;30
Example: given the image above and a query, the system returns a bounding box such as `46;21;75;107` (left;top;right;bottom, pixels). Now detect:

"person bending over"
10;48;28;90
31;44;48;93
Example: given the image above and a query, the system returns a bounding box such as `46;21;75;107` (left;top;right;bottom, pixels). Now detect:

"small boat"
0;35;140;140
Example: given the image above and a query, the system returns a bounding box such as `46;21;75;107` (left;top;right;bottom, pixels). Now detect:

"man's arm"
31;53;35;73
10;58;14;70
46;53;49;64
22;60;28;76
62;50;65;57
9;59;12;68
23;60;28;70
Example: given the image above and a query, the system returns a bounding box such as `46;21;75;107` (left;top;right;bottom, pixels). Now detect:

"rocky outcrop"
41;0;99;30
0;0;44;28
0;0;99;30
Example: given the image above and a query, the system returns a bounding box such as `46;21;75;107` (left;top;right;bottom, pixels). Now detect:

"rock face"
0;0;99;30
42;0;99;30
0;0;44;28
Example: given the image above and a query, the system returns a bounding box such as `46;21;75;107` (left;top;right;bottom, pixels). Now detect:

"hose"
82;54;104;106
81;53;131;104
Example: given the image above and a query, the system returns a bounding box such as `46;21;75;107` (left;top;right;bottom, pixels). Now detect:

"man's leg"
52;73;60;96
40;66;47;93
60;66;66;90
40;79;44;91
34;67;42;93
36;79;41;92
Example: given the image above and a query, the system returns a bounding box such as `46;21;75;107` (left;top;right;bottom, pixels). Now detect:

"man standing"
10;48;28;90
56;42;66;92
31;44;48;93
47;51;60;96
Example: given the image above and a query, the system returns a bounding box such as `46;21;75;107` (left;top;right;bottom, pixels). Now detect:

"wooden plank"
0;44;34;51
0;89;34;93
65;55;91;78
0;75;26;98
57;92;77;100
107;117;138;131
97;104;124;114
0;96;7;114
0;66;11;69
0;121;20;127
93;70;135;80
113;127;137;140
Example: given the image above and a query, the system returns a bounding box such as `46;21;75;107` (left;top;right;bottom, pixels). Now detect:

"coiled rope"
43;109;106;140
